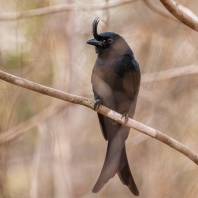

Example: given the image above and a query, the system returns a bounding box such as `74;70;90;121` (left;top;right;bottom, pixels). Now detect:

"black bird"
87;18;140;196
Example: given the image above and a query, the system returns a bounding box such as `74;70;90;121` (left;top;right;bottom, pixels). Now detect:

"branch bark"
160;0;198;32
0;69;198;165
144;0;176;21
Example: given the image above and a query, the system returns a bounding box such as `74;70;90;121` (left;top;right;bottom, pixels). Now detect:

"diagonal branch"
0;69;198;165
1;64;197;142
0;0;135;21
144;0;176;21
160;0;198;32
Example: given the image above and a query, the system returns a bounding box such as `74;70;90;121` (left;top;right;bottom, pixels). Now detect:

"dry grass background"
0;0;198;197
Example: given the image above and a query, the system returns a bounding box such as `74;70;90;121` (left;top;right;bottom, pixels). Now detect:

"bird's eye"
102;39;113;44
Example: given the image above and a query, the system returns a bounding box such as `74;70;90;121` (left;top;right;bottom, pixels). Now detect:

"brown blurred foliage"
0;0;198;197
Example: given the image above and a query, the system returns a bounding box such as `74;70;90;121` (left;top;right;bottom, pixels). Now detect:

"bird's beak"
87;38;103;46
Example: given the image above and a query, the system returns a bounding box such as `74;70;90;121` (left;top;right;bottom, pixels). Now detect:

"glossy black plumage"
87;18;141;196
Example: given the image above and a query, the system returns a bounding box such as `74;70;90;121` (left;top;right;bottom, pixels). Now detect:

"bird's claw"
121;113;129;125
94;99;101;110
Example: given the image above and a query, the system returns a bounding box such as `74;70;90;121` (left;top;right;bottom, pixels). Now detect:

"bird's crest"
92;17;100;39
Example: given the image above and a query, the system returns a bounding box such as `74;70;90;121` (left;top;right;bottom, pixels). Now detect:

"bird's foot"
121;113;129;125
94;99;101;110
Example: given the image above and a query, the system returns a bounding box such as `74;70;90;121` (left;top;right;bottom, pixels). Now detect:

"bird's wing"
92;67;115;141
123;56;140;98
112;55;140;118
122;57;140;118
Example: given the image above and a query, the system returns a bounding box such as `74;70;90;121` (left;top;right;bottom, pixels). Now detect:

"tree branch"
144;0;176;21
0;69;198;165
0;0;135;21
160;0;198;32
1;64;197;142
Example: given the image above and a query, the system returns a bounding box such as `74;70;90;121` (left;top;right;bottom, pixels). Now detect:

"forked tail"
92;137;139;196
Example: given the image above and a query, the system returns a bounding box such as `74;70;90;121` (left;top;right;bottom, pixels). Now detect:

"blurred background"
0;0;198;197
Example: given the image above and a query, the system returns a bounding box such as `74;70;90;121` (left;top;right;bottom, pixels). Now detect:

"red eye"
107;39;113;43
102;39;113;43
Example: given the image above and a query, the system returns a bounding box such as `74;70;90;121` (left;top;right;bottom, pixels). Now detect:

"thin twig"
159;0;198;32
30;124;44;198
141;64;198;83
0;103;67;143
0;69;197;165
0;0;136;21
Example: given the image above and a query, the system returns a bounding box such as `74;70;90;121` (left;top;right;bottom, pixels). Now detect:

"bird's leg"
94;99;101;110
121;113;129;125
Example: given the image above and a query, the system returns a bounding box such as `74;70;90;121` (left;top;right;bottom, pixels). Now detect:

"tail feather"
117;146;139;196
92;140;121;193
92;136;139;196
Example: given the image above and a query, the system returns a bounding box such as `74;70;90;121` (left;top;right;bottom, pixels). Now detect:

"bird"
87;17;141;196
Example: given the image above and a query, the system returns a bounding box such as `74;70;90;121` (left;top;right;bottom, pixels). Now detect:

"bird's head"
87;17;131;55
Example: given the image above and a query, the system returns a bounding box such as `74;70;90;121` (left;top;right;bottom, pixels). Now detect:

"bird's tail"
117;146;139;196
92;135;139;196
